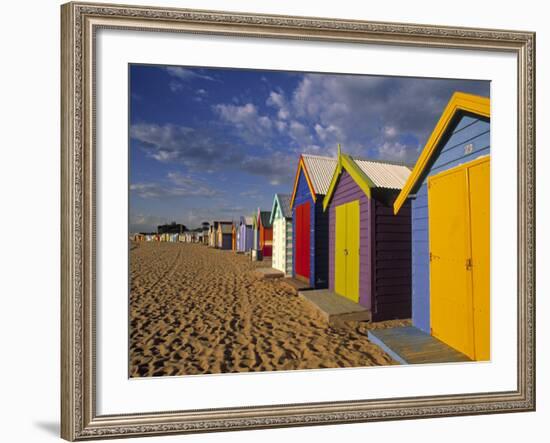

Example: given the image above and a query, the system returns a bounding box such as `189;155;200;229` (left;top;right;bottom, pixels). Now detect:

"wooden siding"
328;170;371;308
238;224;253;252
314;198;329;288
285;218;293;275
272;217;284;273
259;224;273;257
292;169;329;288
373;198;412;321
328;170;412;319
411;114;490;333
272;215;293;275
219;233;232;250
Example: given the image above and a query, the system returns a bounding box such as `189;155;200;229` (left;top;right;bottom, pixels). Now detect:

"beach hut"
231;223;237;251
323;146;413;321
389;92;490;361
208;222;218;247
238;216;254;253
290;154;338;288
270;194;293;276
256;209;273;258
217;222;233;250
251;212;260;252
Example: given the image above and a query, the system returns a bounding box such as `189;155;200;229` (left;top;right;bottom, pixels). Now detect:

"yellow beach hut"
368;92;490;364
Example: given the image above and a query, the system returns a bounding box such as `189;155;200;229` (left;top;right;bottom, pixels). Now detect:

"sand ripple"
130;242;408;377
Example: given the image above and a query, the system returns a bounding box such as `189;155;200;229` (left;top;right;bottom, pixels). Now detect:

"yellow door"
335;204;347;298
468;158;490;360
346;201;360;302
428;156;490;361
335;201;360;303
429;168;474;358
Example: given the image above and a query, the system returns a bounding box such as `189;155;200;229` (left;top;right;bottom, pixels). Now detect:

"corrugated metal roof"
302;154;338;195
276;194;292;219
352;157;412;190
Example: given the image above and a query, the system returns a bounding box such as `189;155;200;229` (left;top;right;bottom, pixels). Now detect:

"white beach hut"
270;193;293;276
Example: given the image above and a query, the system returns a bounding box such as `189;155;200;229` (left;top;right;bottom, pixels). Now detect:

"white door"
273;218;285;273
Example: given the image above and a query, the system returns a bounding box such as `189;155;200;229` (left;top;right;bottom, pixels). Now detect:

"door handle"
344;249;348;256
466;258;473;270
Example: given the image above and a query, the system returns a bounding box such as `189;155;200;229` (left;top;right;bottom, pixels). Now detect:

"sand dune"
129;242;409;377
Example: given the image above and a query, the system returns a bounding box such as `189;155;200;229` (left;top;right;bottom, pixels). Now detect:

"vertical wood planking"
327;171;370;307
410;114;490;333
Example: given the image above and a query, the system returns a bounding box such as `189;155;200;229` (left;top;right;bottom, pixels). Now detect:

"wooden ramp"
299;289;371;326
367;326;471;365
254;268;284;279
280;277;310;293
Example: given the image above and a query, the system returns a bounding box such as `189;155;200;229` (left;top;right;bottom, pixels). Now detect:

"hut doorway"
295;201;311;281
334;200;360;303
428;156;490;361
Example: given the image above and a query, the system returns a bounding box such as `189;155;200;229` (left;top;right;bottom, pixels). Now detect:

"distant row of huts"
204;213;274;260
132;231;205;243
133;92;491;362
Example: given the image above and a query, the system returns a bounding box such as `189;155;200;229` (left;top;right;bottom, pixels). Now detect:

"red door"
295;202;310;280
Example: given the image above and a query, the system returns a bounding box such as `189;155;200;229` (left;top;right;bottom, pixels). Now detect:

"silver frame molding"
61;2;536;440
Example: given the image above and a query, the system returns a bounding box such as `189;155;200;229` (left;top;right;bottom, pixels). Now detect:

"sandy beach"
130;242;409;377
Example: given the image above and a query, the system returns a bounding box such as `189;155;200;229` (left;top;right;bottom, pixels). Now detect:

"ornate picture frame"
61;1;535;440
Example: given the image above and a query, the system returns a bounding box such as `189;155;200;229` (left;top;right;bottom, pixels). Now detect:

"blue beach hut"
369;92;491;363
238;216;253;253
289;154;337;288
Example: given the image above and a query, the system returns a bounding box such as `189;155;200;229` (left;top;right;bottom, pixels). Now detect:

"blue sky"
129;64;489;232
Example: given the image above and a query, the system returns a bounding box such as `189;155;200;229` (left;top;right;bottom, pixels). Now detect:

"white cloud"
266;91;290;120
258;116;272;130
275;121;287;132
383;125;398;139
165;66;216;82
289;73;489;161
213;103;274;145
377;141;420;163
314;123;344;143
239;151;296;185
130;123;243;170
169;80;184;93
288;120;314;146
214;103;256;124
130;173;220;199
129;213;168;233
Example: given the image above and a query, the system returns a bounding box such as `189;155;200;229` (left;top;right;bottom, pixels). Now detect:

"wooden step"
367;326;472;364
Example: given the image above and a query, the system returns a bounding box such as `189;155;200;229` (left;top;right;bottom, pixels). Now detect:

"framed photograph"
61;1;535;440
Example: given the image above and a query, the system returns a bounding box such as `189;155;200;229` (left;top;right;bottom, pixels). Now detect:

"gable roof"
323;149;412;210
270;193;292;224
354;158;412;189
239;215;253;226
393;92;490;214
258;210;272;229
289;154;338;208
278;194;292;218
